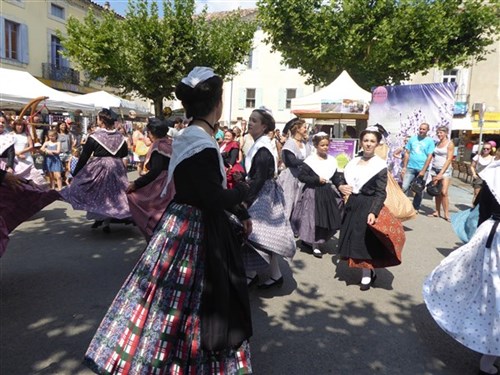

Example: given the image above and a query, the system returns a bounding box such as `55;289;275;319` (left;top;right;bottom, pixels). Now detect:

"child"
40;130;63;190
291;132;342;257
65;147;81;186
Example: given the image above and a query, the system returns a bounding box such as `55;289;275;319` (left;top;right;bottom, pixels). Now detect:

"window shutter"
20;23;29;64
278;88;286;111
238;88;246;110
255;88;263;108
0;18;5;58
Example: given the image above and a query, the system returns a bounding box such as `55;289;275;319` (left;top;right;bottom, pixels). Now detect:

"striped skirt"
84;203;252;375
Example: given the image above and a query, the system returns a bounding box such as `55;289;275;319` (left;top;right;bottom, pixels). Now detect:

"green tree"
257;0;500;89
60;0;257;116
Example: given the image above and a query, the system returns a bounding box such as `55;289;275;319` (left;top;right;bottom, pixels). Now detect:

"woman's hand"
319;177;327;185
241;219;252;237
367;213;376;225
338;184;353;196
433;174;443;182
126;182;136;193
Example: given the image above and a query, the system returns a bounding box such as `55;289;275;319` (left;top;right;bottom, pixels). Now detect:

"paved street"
1;176;482;375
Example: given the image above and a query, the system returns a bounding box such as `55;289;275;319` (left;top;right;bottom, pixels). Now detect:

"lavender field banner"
369;82;456;181
370;82;456;138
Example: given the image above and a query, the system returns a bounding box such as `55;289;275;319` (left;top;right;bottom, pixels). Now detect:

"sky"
95;1;258;15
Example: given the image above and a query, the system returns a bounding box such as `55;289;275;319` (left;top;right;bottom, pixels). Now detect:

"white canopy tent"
291;70;371;119
0;68;94;112
77;90;151;116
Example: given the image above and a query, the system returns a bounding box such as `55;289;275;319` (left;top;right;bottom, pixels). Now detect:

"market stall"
76;90;151;117
0;68;94;113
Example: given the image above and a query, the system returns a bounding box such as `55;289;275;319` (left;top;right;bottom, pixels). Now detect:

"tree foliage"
257;0;500;89
60;0;257;116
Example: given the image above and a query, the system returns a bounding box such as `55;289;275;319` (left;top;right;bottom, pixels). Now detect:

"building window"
246;50;253;69
51;3;65;19
4;20;19;60
286;89;296;109
246;88;256;108
51;35;66;68
442;69;458;83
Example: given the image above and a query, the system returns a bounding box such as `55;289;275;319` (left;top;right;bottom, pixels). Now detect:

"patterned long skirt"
60;157;130;219
84;203;252;375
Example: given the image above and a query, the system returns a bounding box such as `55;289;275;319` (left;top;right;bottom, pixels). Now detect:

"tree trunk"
154;98;163;119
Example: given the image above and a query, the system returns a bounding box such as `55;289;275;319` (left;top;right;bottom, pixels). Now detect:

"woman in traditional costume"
127;118;174;241
423;149;500;375
220;129;245;189
333;127;389;290
60;109;130;233
244;108;296;289
277;117;310;221
291;132;342;258
84;67;253;374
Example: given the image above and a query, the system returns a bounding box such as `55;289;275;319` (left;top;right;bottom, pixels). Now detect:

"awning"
451;116;472;131
471;112;500;134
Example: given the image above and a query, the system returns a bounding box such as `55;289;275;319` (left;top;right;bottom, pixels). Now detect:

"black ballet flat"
360;270;377;291
258;276;284;290
91;220;103;229
246;275;259;288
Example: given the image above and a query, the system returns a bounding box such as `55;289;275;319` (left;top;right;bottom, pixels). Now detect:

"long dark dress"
84;147;253;374
333;158;388;268
292;162;341;244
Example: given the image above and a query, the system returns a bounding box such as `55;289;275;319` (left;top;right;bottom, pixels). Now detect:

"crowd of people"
0;66;498;374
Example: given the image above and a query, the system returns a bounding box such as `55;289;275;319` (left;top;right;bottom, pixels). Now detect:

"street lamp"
473;102;486;146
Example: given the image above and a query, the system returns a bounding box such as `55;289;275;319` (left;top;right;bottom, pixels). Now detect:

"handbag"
367;205;405;268
426;179;443;196
410;176;425;194
384;173;416;221
134;140;149;156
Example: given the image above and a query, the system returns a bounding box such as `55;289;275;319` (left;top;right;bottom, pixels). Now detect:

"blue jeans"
402;167;423;210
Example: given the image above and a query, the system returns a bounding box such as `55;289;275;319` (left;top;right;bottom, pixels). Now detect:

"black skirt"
338;193;385;261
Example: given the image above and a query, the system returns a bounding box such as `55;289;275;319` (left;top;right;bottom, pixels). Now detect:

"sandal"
443;216;451;222
427;212;440;218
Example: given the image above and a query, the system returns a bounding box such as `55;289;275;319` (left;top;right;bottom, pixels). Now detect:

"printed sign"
328;138;358;170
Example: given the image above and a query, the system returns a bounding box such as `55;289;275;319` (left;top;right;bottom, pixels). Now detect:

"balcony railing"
42;63;80;85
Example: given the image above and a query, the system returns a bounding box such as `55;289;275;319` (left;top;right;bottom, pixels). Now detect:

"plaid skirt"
84;203;252;375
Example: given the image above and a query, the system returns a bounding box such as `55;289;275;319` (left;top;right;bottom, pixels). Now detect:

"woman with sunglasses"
471;142;494;204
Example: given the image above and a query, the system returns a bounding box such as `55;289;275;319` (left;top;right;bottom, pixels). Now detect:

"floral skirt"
61;157;130;219
84;203;252;375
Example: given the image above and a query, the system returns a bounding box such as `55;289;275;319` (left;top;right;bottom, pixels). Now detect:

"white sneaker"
313;248;323;258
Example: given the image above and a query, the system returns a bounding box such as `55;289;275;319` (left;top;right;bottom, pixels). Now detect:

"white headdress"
313;131;329;139
256;105;273;116
181;67;215;88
